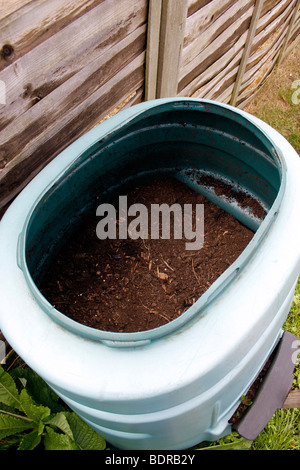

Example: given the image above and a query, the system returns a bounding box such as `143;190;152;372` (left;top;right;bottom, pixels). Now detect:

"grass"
284;279;300;391
245;44;300;155
252;409;300;450
254;97;300;153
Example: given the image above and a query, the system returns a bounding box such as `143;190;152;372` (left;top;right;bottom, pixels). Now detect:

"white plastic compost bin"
0;98;300;450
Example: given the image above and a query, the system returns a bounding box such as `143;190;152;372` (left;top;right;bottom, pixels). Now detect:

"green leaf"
45;412;74;440
200;437;252;450
0;413;33;440
18;431;41;450
0;366;22;410
12;368;65;413
0;435;21;450
19;388;50;423
65;412;106;450
44;427;79;450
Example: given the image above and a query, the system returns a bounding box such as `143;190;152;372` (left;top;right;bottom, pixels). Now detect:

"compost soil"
40;177;265;333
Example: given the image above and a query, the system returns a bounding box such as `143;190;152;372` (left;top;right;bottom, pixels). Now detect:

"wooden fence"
0;0;299;211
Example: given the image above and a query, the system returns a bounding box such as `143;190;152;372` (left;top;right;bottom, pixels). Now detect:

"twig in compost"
191;258;201;285
161;257;174;271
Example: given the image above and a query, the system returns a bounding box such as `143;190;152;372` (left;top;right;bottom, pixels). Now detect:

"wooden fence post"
230;0;264;107
146;0;187;99
145;0;162;100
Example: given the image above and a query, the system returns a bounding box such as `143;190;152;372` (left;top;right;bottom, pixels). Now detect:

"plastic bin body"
0;98;300;449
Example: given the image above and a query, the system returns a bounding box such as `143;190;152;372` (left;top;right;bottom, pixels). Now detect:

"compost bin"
0;98;299;449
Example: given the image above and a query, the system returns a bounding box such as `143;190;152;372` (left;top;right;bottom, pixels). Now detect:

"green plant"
196;432;252;450
283;280;300;390
252;408;300;450
0;366;106;450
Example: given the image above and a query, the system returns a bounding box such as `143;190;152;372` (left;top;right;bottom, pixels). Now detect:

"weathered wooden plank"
241;52;279;103
0;25;146;167
145;0;162;100
184;0;298;108
242;5;292;86
181;0;298;102
243;37;282;86
230;0;264;106
256;0;294;34
184;0;237;48
0;1;147;131
0;0;34;21
290;6;300;40
238;64;277;108
156;0;188;97
261;0;287;18
208;64;239;103
282;390;300;408
179;1;253;93
187;0;214;18
290;7;300;39
286;18;300;53
277;0;300;65
232;0;297;105
179;30;246;98
0;60;144;184
0;52;145;208
196;55;241;102
0;0;106;72
245;12;291;75
237;48;280;106
250;0;295;55
217;88;235;105
181;0;253;70
0;85;143;218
